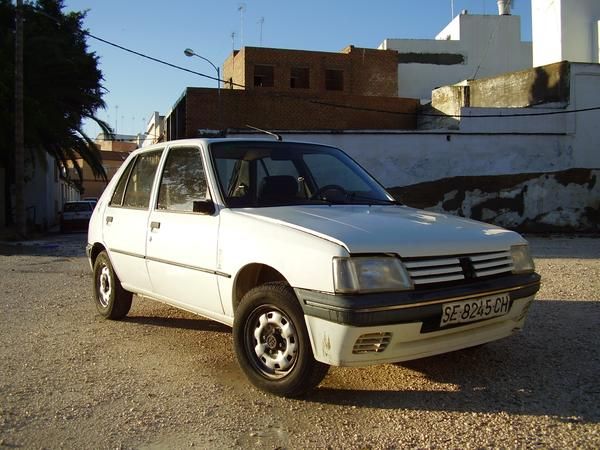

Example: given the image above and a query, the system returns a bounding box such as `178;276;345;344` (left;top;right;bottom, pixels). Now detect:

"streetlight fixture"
184;48;220;93
184;48;222;132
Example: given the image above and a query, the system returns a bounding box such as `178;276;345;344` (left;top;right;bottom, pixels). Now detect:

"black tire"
233;282;329;397
92;250;132;320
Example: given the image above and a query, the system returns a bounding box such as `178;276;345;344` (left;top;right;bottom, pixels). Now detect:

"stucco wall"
533;0;600;66
392;169;599;232
432;62;571;115
380;14;532;100
230;130;599;232
20;153;78;230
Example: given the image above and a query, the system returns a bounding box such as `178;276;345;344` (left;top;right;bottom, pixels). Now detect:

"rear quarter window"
111;150;163;209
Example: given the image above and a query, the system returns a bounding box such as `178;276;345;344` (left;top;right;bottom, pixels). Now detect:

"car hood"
235;205;524;257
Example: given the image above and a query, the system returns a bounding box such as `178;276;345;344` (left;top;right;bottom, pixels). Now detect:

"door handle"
106;216;113;224
150;221;161;230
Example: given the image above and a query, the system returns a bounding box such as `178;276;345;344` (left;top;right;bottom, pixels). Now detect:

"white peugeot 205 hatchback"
87;138;541;397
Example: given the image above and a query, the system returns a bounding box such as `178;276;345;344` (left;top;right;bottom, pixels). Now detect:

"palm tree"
0;0;110;231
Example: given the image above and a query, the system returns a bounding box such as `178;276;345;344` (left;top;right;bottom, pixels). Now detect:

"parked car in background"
83;197;98;207
60;201;94;233
86;138;541;397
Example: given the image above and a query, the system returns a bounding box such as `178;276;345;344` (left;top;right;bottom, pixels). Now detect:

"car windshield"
210;141;397;208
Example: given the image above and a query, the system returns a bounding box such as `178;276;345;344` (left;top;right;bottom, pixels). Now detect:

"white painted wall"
597;21;600;63
230;64;600;188
22;153;79;229
533;0;600;66
532;0;563;66
379;14;531;100
570;64;600;168
232;130;574;188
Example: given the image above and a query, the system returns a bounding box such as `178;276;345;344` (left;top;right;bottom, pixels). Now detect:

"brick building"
69;135;136;199
165;45;418;140
222;46;399;97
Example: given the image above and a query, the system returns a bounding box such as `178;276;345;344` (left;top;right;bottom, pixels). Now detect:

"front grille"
404;257;465;285
352;332;392;354
403;251;513;287
470;251;514;277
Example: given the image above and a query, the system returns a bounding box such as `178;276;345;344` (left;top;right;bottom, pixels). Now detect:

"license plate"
440;293;511;327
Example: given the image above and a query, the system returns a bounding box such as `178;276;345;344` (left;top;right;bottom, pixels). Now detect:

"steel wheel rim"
98;265;112;308
245;305;299;379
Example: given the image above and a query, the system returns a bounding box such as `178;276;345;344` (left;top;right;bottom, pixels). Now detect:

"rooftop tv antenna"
238;3;246;47
258;17;265;46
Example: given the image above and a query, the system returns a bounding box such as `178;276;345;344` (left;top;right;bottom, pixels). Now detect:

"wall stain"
471;186;527;220
397;52;465;65
389;168;600;233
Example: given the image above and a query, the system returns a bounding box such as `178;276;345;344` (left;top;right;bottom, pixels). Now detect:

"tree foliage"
0;0;110;185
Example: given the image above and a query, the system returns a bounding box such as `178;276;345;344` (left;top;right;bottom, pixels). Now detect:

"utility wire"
88;32;600;119
86;33;246;89
23;6;600;154
30;7;600;121
308;100;600;118
31;7;600;120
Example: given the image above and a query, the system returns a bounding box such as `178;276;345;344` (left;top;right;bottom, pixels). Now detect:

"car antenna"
245;124;282;141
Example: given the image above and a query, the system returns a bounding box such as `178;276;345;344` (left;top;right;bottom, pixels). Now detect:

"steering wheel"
310;184;348;201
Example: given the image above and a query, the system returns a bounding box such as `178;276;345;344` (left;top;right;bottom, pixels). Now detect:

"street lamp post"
184;48;220;93
184;48;222;132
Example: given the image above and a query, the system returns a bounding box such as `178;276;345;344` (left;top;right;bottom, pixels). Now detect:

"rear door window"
117;150;163;209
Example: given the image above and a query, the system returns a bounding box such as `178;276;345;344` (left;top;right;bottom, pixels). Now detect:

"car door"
145;144;223;316
102;149;163;294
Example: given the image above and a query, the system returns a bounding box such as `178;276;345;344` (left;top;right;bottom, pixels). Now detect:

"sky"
62;0;533;138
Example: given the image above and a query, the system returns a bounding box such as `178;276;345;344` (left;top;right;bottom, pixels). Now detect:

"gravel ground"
0;234;598;449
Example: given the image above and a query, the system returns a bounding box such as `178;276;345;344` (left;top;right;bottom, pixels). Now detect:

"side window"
121;150;163;209
110;157;136;206
157;147;209;212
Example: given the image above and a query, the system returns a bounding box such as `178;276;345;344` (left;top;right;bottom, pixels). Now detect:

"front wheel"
233;283;329;397
92;250;132;319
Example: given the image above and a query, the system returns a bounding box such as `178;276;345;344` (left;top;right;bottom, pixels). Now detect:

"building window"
325;69;344;91
290;67;310;89
254;65;274;87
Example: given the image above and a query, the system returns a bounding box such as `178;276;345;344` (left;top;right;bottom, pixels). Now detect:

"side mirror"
193;200;216;215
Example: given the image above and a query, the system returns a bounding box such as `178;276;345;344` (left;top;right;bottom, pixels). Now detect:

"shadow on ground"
124;315;230;333
304;299;599;423
117;298;599;423
0;232;87;257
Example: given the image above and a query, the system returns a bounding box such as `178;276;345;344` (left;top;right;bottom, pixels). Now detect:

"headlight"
511;244;535;274
333;256;413;294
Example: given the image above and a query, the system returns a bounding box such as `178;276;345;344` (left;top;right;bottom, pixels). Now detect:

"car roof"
130;138;334;157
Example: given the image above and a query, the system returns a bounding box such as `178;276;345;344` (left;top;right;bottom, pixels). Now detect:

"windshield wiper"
348;192;402;205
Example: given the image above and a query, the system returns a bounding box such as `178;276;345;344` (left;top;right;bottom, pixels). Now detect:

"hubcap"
248;307;298;379
98;265;112;308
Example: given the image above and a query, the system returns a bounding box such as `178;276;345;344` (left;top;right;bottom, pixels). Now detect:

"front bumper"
295;272;540;366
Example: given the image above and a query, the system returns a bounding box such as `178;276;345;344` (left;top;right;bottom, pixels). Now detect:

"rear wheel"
92;250;132;319
233;282;329;397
